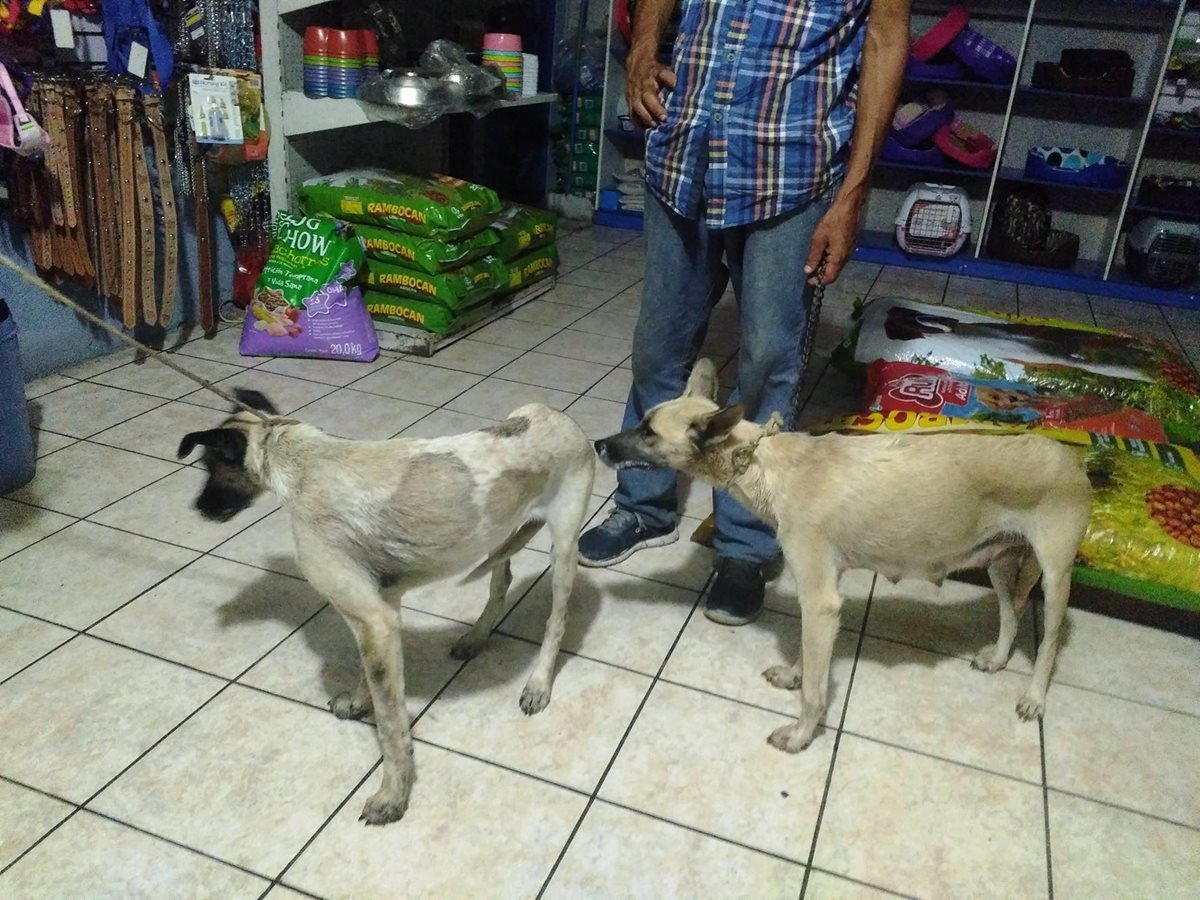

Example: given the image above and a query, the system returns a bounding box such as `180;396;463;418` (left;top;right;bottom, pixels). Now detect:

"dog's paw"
359;782;413;827
970;645;1008;673
766;723;817;754
329;691;372;720
762;665;802;691
1016;694;1045;721
519;679;552;716
449;634;486;661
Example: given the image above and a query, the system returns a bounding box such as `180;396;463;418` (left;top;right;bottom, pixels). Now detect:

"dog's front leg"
520;507;583;715
329;672;373;720
300;545;415;826
767;549;841;754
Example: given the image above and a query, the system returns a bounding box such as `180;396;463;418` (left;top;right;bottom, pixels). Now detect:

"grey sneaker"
578;508;678;567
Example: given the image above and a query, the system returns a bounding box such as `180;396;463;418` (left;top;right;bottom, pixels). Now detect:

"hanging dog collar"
103;0;175;87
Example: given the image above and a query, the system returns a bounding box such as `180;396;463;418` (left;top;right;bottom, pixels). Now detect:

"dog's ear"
177;428;249;463
688;403;744;446
233;388;279;416
684;358;719;400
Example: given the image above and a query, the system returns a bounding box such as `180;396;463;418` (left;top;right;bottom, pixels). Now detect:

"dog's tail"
459;519;545;584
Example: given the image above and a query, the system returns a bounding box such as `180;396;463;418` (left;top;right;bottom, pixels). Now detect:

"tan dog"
594;360;1093;753
180;390;595;824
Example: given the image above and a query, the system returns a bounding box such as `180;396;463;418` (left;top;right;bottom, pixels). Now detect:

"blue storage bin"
0;299;36;495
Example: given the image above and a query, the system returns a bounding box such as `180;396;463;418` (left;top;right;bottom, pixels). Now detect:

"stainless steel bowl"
360;68;455;110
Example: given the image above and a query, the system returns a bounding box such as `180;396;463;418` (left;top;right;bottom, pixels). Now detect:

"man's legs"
578;190;726;565
704;197;826;623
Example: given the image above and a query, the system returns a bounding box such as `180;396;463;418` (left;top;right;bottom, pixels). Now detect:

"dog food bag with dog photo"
865;360;1169;442
239;213;379;362
297;169;502;240
819;409;1200;613
354;221;500;275
836;298;1200;445
363;255;507;310
489;204;558;261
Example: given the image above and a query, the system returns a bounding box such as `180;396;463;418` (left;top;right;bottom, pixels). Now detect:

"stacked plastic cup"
303;26;331;98
482;33;523;96
361;30;380;79
327;29;364;98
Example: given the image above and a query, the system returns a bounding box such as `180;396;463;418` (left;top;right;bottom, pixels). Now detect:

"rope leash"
0;251;270;421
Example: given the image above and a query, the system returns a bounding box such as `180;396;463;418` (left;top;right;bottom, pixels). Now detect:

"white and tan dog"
594;360;1093;753
180;390;595;824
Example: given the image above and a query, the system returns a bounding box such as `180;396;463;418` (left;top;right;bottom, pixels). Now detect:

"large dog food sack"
501;244;559;294
364;290;496;335
865;360;1169;441
363;255;507;309
815;409;1200;612
354;222;500;274
836;298;1200;445
297;169;502;240
490;204;558;261
239;213;378;362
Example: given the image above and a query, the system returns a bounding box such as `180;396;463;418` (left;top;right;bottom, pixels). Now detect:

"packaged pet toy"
239;213;378;362
866;360;1168;441
836;298;1200;446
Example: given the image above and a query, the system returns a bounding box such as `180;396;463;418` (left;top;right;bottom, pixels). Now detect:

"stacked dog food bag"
296;170;558;336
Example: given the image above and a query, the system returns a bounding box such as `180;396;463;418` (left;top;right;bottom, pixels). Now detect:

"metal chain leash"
786;255;827;424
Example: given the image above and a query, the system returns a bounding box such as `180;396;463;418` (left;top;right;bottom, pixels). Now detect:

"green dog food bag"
363;255;507;310
298;169;502;240
354;221;500;274
502;244;559;293
365;290;497;335
490;204;558;261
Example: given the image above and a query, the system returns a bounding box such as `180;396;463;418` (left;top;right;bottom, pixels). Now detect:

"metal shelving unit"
591;0;1200;310
261;0;559;213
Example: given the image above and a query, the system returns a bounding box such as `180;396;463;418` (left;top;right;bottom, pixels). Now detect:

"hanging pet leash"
786;254;827;423
0;250;268;421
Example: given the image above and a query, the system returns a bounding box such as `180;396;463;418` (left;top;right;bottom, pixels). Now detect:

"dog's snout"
594;439;610;461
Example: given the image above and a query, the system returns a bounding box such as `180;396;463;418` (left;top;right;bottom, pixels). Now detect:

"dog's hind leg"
521;466;591;715
450;560;513;661
766;545;841;753
972;551;1040;673
1018;562;1070;721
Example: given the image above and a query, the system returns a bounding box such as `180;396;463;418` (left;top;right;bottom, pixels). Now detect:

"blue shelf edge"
588;220;1200;311
594;208;645;230
854;232;1199;310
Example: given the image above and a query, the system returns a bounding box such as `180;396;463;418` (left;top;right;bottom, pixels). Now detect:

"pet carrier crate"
895;183;972;259
1124;217;1200;289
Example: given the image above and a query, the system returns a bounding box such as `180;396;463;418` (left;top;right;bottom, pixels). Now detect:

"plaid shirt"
645;0;870;228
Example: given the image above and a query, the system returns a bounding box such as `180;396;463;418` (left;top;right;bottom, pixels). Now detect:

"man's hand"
626;51;676;127
804;190;863;286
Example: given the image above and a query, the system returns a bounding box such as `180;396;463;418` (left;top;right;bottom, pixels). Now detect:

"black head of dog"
178;389;279;522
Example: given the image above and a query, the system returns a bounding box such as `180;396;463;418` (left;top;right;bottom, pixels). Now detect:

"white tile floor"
3;224;1200;898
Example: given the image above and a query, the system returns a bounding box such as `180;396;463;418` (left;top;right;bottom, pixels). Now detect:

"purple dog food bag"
239;213;379;362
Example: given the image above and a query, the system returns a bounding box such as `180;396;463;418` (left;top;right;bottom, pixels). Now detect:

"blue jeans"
614;189;825;565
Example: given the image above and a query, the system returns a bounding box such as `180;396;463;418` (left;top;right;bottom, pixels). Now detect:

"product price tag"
127;41;149;79
50;8;74;49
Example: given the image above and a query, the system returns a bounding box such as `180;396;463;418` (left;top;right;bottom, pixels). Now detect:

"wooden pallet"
371;279;557;356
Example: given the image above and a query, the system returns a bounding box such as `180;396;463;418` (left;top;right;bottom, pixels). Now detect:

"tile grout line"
533;576;711;899
798;574;877;900
0;597;330;880
1035;600;1055;900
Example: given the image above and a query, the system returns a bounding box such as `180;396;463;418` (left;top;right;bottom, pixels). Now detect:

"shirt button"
726;51;735;61
714;111;723;122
